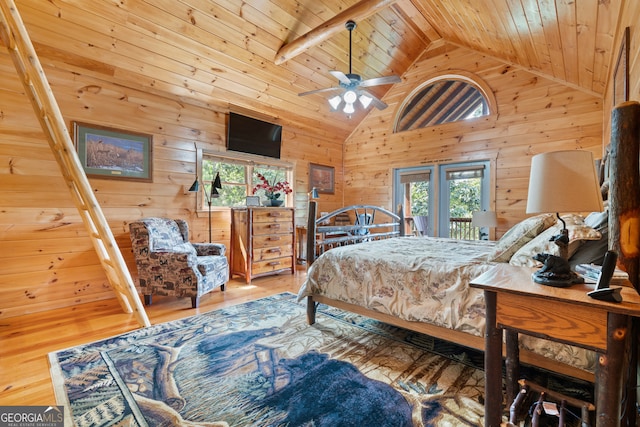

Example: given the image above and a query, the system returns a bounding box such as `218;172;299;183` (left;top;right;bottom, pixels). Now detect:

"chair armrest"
192;243;226;256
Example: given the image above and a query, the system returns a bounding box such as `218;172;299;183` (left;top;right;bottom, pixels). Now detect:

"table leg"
505;330;519;407
595;312;630;427
484;290;504;427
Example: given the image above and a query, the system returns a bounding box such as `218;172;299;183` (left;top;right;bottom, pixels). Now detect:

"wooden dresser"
230;207;295;283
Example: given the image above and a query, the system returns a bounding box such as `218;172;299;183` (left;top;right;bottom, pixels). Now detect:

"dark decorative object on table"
532;253;584;287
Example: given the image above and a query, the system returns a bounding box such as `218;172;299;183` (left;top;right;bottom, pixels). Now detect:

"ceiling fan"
298;20;401;114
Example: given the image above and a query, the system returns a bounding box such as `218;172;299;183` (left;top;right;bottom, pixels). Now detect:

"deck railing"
449;217;479;240
410;216;482;240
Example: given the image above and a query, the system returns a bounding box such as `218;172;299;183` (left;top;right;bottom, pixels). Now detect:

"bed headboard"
609;100;640;293
306;201;404;265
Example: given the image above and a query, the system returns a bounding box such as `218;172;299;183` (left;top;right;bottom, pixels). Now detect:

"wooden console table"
470;264;640;427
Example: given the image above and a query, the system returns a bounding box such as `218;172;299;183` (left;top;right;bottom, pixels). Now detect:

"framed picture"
245;196;261;206
73;121;153;182
309;163;335;194
613;26;630;106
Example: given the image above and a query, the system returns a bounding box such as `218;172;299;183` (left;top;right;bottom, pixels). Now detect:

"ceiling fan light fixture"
359;93;372;108
343;102;355;114
343;90;357;104
298;20;399;115
328;95;342;110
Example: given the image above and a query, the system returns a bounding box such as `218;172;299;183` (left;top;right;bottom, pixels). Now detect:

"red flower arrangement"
252;173;293;200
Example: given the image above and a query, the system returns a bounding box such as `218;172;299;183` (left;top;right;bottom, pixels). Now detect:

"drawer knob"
268;261;281;266
269;248;282;253
269;236;281;241
269;224;281;228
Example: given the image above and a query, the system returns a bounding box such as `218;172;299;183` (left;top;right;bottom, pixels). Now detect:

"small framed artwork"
309;163;335;194
73;121;153;182
613;26;630;107
245;196;260;206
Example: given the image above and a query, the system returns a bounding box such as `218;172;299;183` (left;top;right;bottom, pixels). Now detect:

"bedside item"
587;251;623;303
129;218;229;308
525;150;604;286
230;207;295;283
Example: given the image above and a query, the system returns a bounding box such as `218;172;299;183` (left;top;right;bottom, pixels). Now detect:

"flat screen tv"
226;112;282;159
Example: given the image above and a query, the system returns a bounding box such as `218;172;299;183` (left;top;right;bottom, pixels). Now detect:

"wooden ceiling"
9;0;622;140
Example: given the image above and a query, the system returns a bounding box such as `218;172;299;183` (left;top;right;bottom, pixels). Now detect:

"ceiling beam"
274;0;399;65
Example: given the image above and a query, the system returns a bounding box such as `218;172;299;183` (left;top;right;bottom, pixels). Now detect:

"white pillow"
487;213;556;262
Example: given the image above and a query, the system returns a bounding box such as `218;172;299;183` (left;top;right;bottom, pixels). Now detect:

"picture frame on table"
309;163;335;194
72;121;153;182
245;196;261;206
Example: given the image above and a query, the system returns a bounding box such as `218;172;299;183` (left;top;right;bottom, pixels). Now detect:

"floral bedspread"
298;236;596;372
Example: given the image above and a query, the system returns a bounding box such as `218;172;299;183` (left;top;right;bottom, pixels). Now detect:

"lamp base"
532;269;584;288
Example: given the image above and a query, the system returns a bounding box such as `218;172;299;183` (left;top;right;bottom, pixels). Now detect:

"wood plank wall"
343;43;605;234
1;6;638;319
0;51;343;319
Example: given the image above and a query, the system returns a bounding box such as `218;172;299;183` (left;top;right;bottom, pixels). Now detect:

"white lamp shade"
472;211;497;227
526;150;604;214
328;95;342;110
359;93;373;108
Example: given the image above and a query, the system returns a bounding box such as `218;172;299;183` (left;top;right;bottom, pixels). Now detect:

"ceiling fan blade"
329;70;352;85
360;89;388;110
359;75;401;88
298;86;342;97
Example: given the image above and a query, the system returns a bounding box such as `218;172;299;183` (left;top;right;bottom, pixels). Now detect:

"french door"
393;160;491;238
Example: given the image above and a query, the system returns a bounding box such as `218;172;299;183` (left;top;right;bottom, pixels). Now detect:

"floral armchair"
129;218;229;308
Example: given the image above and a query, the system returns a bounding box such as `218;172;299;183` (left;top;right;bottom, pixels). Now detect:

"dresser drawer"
252;256;293;275
254;234;293;249
253;209;293;223
253;244;294;261
253;221;294;235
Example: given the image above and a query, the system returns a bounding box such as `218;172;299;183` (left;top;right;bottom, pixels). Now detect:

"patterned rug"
49;293;592;426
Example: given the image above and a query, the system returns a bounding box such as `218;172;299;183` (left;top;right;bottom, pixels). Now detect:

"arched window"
394;73;495;133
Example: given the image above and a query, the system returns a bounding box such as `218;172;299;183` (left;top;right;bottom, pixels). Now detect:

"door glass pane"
446;174;481;239
409;180;430;236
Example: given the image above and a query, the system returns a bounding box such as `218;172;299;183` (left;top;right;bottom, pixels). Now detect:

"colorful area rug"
49;293;591;426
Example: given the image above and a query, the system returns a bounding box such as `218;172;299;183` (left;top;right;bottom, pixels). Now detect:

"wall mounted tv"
226;112;282;159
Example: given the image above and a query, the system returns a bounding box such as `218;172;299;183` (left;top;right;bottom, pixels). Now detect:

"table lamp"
526;150;604;286
471;210;497;240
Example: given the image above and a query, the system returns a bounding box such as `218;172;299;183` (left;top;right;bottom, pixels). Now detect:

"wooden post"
306;200;318;265
609;101;640;292
609;101;640;427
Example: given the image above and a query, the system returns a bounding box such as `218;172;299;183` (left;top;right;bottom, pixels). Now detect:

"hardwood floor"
0;268;307;406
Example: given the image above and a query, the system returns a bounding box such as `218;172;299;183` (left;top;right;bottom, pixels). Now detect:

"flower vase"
269;198;284;207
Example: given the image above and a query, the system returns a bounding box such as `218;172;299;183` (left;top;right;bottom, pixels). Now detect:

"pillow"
570;210;609;268
584;210;608;229
487;213;556;262
509;215;602;267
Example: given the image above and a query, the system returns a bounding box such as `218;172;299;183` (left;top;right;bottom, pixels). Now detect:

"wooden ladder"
0;0;150;327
